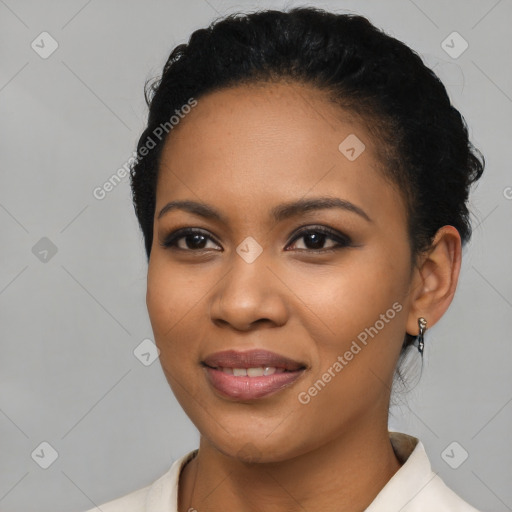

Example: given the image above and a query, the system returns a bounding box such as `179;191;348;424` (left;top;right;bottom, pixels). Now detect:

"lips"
202;349;306;371
202;349;307;400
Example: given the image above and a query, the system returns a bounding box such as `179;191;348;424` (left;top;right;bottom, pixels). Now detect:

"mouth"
201;349;307;400
205;366;292;376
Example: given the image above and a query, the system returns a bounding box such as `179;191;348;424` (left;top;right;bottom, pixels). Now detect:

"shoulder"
79;449;198;512
366;432;481;512
416;474;481;512
81;485;149;512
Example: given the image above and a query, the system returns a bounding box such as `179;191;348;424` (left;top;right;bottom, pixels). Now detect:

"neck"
178;421;402;512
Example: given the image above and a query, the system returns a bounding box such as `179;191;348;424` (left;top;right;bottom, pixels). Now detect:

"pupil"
188;234;206;249
305;233;325;249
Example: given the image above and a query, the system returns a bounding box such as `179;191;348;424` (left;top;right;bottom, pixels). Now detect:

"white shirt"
83;431;480;511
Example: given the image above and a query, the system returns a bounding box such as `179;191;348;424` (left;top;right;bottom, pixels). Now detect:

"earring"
417;317;427;354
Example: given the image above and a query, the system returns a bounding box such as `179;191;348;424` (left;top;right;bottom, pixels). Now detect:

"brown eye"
160;228;221;251
287;227;352;252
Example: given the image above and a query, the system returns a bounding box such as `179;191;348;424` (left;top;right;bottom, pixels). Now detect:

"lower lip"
204;367;305;400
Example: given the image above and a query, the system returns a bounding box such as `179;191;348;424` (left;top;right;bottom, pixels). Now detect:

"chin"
202;426;308;465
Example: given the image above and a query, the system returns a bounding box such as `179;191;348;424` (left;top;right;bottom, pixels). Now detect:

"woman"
85;7;484;511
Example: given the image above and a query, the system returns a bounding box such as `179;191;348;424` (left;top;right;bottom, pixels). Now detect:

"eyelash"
160;226;352;253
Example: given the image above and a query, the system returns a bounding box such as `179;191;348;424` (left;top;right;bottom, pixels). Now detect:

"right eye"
160;228;222;251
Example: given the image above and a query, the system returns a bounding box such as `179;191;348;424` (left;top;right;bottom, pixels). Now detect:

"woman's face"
146;81;415;462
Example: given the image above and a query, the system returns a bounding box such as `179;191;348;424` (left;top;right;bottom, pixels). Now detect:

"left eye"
287;228;351;252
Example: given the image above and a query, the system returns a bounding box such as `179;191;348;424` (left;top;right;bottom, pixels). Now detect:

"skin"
146;81;462;512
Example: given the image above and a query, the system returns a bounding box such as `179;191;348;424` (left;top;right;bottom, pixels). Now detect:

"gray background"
0;0;511;511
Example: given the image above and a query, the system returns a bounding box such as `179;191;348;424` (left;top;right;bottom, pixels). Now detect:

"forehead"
155;81;405;228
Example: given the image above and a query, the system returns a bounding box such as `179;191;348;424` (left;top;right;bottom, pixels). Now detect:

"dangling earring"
417;317;427;354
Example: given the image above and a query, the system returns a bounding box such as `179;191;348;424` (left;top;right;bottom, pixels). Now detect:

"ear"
406;225;462;337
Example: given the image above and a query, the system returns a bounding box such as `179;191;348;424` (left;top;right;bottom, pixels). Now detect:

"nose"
209;250;289;332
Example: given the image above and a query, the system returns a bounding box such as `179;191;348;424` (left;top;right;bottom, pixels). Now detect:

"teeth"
220;366;284;377
247;367;264;377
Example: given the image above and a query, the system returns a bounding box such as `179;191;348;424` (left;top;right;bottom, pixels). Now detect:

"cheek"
294;265;406;426
146;261;207;400
292;250;406;350
146;259;204;339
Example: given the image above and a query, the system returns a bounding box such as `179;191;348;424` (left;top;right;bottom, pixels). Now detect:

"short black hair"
129;6;484;364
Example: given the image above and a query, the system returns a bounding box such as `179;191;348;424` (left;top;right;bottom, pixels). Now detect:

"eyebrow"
157;197;372;223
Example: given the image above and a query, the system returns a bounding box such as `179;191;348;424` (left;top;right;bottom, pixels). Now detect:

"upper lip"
202;349;306;371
